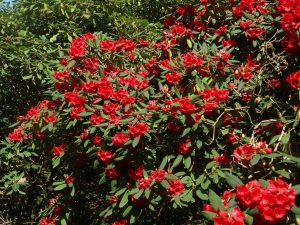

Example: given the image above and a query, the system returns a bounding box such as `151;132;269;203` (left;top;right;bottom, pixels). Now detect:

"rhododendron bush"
2;0;300;224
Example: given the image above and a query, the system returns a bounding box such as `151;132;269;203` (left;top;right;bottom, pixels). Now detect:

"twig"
273;126;286;152
209;112;225;145
250;119;278;144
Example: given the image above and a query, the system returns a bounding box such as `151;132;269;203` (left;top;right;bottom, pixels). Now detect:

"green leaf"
52;157;61;168
225;174;243;188
132;136;140;148
122;206;132;217
187;39;193;48
161;180;170;189
61;219;67;225
250;155;260;165
208;189;225;211
70;187;75;197
269;135;280;145
291;205;300;214
196;190;208;200
196;140;203;149
292;184;300;195
181;127;191;137
119;191;129;208
172;154;183;168
184;156;192;169
54;183;67;191
281;132;290;144
145;189;151;199
159;156;168;169
201;211;216;220
275;170;290;179
245;214;253;225
134;189;144;199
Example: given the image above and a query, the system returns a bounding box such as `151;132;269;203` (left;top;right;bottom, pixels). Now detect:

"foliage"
0;0;185;139
1;0;300;224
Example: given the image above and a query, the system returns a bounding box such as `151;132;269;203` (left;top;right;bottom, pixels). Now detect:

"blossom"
128;166;144;181
138;178;153;189
97;150;113;164
65;175;75;184
213;206;245;225
51;144;65;156
177;139;192;155
90;114;104;125
105;168;120;180
286;70;300;89
128;123;149;137
167;179;185;196
246;28;265;40
44;112;57;123
166;72;182;85
112;132;129;147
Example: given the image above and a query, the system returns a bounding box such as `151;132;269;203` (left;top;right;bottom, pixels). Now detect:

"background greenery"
0;0;193;223
0;0;193;139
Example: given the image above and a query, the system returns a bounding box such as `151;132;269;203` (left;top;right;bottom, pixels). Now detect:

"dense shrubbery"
1;0;300;224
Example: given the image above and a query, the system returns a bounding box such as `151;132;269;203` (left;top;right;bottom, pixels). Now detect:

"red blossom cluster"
286;70;300;89
277;0;300;54
236;179;296;224
233;142;272;165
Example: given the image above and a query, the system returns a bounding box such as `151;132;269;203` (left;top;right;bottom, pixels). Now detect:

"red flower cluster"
213;206;245;225
128;123;149;137
65;175;75;184
233;143;272;165
167;179;185;197
177;139;192;155
51;144;65;156
236;179;296;224
286;70;300;89
112;218;127;225
112;132;129;147
277;0;300;54
98;149;113;164
100;39;135;52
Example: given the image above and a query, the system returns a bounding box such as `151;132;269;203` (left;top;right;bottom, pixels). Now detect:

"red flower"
112;132;129;147
105;168;120;180
138;178;153;189
239;21;253;29
112;218;127;225
51;144;65;156
80;129;89;140
213;206;245;225
128;166;144;181
98;150;113;164
70;106;85;120
202;204;215;212
128;123;149;137
68;36;86;58
100;40;116;52
246;28;265;40
286;70;300;89
150;169;166;181
109;195;118;204
213;154;230;165
92;135;102;146
182;52;202;67
90;114;104;125
166;72;182;85
177;139;192;155
65;175;75;184
178;97;196;114
39;218;56;225
167;179;185;197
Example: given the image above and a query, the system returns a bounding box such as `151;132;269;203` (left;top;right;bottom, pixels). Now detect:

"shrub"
1;0;300;224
